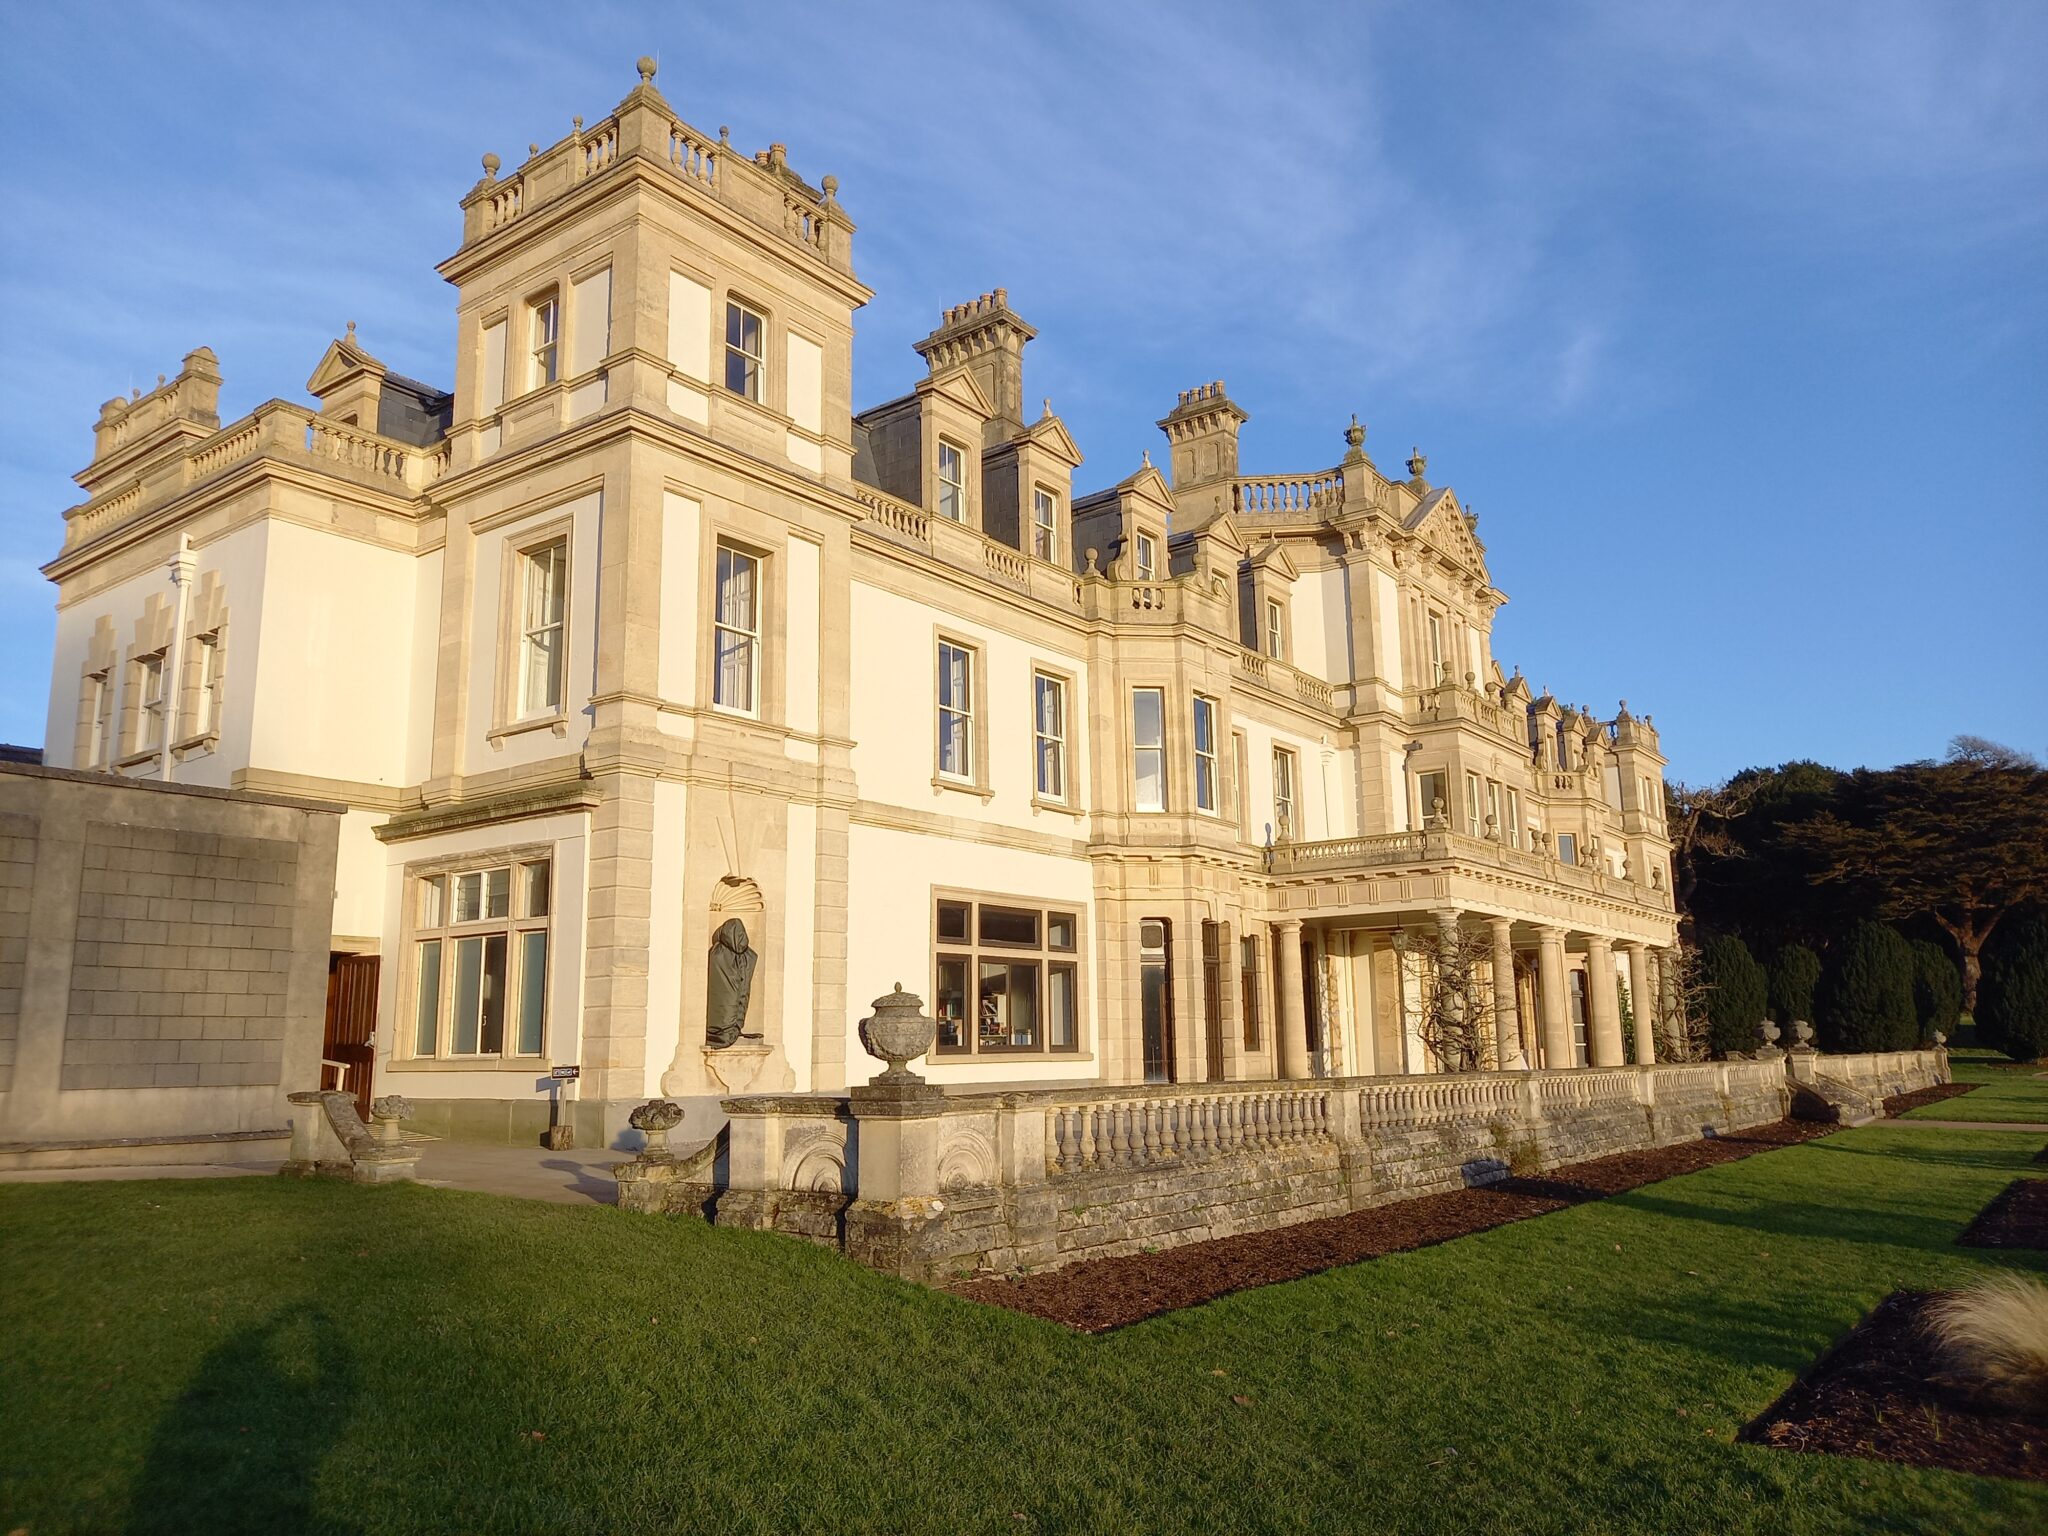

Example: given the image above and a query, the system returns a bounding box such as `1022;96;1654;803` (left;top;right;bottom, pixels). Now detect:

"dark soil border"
1883;1083;1980;1116
1958;1178;2048;1250
954;1119;1835;1332
1741;1291;2047;1481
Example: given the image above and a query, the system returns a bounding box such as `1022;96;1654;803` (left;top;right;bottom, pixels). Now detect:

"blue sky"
2;1;2042;783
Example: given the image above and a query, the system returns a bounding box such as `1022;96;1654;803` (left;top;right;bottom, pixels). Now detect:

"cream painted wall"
644;778;688;1097
1372;567;1403;691
847;581;1090;824
845;822;1097;1087
1289;566;1328;682
462;489;601;775
1312;563;1349;684
330;810;390;944
404;547;443;786
1236;716;1345;843
373;808;592;1102
784;534;821;736
657;491;701;710
783;799;819;1089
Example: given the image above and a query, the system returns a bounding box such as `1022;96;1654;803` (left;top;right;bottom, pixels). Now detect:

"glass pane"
979;906;1039;948
516;932;547;1055
935;957;969;1051
715;631;755;710
978;961;1039;1049
523;862;551;919
939;709;967;776
485;867;511;920
452;936;482;1053
523;628;560;714
1193;698;1214;754
479;933;507;1054
1035;675;1062;737
1048;913;1076;952
1049;964;1076;1049
1136;747;1164;812
938;645;968;710
936;901;970;943
717;547;756;630
413;940;442;1055
454;872;482;924
1196;756;1215;810
727;303;742;348
1140;919;1166;953
1133;688;1163;748
418;875;444;929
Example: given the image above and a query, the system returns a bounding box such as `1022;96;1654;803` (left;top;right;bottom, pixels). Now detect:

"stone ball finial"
345;319;357;344
821;174;839;201
482;152;501;177
637;55;657;82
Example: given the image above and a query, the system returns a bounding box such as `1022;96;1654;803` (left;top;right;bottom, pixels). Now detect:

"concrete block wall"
0;763;341;1161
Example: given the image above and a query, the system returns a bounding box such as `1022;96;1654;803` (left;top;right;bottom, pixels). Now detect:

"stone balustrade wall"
700;1049;1946;1282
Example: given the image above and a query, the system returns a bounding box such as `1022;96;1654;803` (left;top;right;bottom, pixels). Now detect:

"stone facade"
37;59;1683;1144
0;762;340;1166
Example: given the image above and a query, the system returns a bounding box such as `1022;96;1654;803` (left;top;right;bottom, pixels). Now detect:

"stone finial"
1792;1019;1814;1047
1084;547;1100;574
719;125;731;146
821;174;839;204
370;1094;413;1122
528;143;540;158
1041;397;1053;420
344;319;357;345
858;983;937;1086
481;152;501;179
1407;447;1428;487
1759;1019;1781;1046
1345;413;1366;451
637;55;657;83
1141;449;1152;468
629;1098;684;1161
1933;1029;1948;1048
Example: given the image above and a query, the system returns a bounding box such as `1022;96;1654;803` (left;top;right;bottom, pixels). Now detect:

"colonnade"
1261;910;1681;1081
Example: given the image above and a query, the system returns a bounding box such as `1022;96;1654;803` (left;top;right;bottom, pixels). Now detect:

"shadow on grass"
125;1304;358;1536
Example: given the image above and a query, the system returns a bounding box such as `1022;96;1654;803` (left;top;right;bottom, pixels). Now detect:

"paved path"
411;1140;625;1205
1896;1118;2048;1133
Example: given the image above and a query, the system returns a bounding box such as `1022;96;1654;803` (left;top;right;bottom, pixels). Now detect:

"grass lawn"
1905;1046;2048;1123
5;1128;2047;1535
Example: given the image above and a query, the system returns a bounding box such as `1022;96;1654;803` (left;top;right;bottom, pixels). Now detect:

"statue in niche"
704;917;761;1049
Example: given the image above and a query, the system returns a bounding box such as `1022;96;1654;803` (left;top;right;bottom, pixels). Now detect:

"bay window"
411;858;552;1059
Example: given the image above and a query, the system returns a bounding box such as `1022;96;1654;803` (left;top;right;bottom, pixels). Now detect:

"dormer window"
724;301;765;401
937;440;967;522
1134;531;1158;581
1031;488;1057;561
529;292;560;387
1427;610;1446;684
1265;598;1285;660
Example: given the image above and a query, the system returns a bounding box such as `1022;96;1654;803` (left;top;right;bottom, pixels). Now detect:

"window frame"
516;537;569;721
936;438;968;523
1464;770;1484;837
1131;685;1167;812
1426;609;1446;685
1239;932;1263;1052
135;652;167;754
935;636;978;785
1557;831;1579;866
1192;694;1219;814
1507;787;1523;849
84;668;112;768
529;290;561;389
1272;745;1298;840
404;852;555;1063
723;298;767;402
712;540;764;716
1265;597;1286;660
1134;530;1158;581
1031;486;1058;562
931;889;1086;1058
1031;668;1068;804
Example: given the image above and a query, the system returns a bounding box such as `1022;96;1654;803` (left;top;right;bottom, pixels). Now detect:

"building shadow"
542;1156;619;1204
125;1304;359;1536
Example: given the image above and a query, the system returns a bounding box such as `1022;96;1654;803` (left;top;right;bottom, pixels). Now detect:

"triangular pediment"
1407;487;1490;577
1196;511;1248;556
1015;412;1083;468
306;334;386;398
1245;537;1300;581
919;364;996;419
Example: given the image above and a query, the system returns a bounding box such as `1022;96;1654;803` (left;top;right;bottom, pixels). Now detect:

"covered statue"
705;917;760;1049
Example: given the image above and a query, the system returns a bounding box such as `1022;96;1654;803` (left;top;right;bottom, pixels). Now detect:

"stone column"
1536;926;1572;1069
1489;918;1526;1069
1431;908;1467;1069
1657;946;1683;1058
1625;942;1657;1065
1585;934;1625;1067
1275;917;1309;1080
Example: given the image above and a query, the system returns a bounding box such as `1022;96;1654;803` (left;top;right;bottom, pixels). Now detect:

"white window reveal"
1132;687;1166;811
713;543;761;713
518;539;568;718
1033;671;1066;801
937;440;967;522
937;641;974;779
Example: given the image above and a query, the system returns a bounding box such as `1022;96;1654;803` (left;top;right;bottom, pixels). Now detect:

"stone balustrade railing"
693;1048;1943;1281
1271;826;1675;910
60;401;448;554
1235;470;1344;515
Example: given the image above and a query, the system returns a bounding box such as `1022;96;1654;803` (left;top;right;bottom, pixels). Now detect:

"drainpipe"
159;533;196;783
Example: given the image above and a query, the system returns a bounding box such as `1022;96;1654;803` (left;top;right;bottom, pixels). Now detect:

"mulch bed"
1959;1179;2048;1250
1741;1291;2047;1481
953;1119;1835;1332
1883;1083;1980;1116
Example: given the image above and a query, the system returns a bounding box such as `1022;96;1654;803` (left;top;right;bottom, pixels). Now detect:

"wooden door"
1201;921;1225;1081
323;953;380;1118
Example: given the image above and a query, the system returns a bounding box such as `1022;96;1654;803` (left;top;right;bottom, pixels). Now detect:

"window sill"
172;732;219;762
387;1056;549;1073
487;714;570;750
115;748;161;771
1030;795;1082;819
930;1051;1095;1065
932;775;994;805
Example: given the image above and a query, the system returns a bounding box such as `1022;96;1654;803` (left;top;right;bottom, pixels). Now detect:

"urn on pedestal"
858;984;937;1086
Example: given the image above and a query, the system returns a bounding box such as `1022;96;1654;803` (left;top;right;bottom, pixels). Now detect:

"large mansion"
38;61;1679;1144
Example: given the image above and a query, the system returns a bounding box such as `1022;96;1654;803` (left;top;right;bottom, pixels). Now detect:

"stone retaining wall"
692;1049;1943;1282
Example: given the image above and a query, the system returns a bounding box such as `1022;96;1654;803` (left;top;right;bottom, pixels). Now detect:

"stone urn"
1791;1019;1815;1048
629;1098;684;1161
369;1094;414;1146
858;984;936;1085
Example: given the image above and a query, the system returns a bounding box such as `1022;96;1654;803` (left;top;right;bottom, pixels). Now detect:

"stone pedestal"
704;1040;774;1094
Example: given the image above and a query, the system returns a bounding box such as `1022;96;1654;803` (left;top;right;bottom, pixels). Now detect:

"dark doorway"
1141;919;1174;1084
1301;937;1323;1061
1201;921;1225;1081
323;953;379;1118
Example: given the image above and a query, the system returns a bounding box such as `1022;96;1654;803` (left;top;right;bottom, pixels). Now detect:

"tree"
1783;749;2048;1011
1909;939;1963;1043
1768;944;1822;1028
1654;943;1715;1062
1680;761;1855;955
1978;912;2048;1063
1698;934;1767;1057
1815;922;1917;1052
1664;776;1763;922
1394;922;1497;1073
